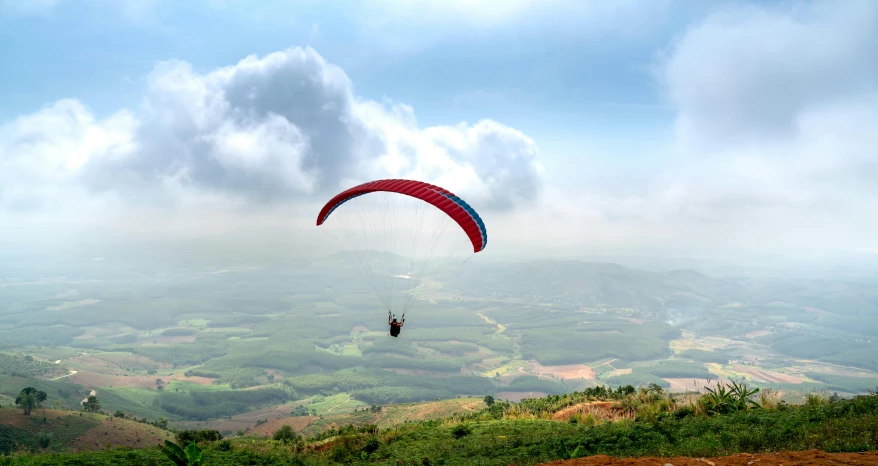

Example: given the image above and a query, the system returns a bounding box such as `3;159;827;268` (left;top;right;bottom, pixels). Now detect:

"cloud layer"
2;0;876;257
0;47;544;220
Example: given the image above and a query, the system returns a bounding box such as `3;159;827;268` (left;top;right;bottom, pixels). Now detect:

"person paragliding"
316;179;487;338
388;312;405;337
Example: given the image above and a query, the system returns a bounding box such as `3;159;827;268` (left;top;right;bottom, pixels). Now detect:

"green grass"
164;380;231;393
0;375;87;410
305;393;367;415
5;390;878;465
100;388;173;421
0;353;68;378
0;410;103;454
178;319;210;328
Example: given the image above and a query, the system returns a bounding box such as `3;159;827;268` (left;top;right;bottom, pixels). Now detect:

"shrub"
452;424;471;439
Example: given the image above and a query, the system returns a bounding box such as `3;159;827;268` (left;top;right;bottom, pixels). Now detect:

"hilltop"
4;383;878;464
0;407;172;455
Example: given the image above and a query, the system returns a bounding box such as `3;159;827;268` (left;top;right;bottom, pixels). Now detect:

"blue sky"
1;0;876;259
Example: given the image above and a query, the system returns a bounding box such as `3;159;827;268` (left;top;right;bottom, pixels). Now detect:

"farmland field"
2;249;878;435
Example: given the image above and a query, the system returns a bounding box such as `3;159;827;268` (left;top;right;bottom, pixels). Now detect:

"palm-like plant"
160;439;205;466
702;381;760;415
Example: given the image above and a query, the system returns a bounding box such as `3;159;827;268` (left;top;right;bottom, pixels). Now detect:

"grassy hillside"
4;384;878;465
0;408;172;455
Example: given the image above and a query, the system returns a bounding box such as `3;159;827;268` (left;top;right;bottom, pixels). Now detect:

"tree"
273;425;299;444
114;410;126;418
82;395;101;413
483;395;495;407
157;417;169;429
15;387;47;415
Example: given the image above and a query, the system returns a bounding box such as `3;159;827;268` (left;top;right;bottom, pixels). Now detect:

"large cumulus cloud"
0;46;544;216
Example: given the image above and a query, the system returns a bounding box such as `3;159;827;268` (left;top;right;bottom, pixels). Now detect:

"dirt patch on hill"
539;449;878;465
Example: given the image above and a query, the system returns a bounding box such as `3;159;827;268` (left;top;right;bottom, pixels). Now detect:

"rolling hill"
0;408;172;455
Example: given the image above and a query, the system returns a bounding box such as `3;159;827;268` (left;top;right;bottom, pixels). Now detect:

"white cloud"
0;47;545;223
0;99;137;212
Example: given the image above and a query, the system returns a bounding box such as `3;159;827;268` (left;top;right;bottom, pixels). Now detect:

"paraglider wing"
316;179;487;253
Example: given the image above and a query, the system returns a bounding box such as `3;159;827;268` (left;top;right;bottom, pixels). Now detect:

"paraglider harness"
388;312;405;338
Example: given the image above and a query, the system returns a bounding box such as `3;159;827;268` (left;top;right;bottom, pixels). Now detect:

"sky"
0;0;876;261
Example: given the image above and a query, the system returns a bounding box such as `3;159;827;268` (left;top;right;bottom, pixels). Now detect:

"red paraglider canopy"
316;179;487;253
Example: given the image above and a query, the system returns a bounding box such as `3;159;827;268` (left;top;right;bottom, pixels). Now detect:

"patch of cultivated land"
67;356;124;372
171;375;216;386
67;371;170;389
90;353;169;370
67;370;212;390
729;365;804;384
606;368;632;377
174;403;298;432
527;362;596;380
670;331;732;352
375;398;485;426
793;360;878;378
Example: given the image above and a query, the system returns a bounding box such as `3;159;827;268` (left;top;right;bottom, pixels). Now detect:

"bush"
362;437;380;455
273;425;299;444
452;424;471;439
37;431;52;449
176;429;223;445
672;405;694;420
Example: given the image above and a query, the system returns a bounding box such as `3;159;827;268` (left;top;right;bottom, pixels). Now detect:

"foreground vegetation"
3;382;878;465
